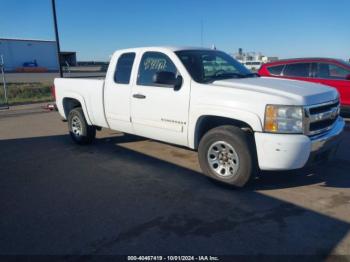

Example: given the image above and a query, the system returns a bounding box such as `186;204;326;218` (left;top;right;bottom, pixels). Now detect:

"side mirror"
346;74;350;80
153;71;182;89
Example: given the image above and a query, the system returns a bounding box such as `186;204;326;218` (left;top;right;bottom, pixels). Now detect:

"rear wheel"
68;108;96;145
198;126;255;187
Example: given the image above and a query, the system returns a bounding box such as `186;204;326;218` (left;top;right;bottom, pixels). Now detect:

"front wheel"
198;126;255;187
68;108;96;145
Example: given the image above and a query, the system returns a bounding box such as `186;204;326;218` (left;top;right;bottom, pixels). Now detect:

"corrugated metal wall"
0;39;59;71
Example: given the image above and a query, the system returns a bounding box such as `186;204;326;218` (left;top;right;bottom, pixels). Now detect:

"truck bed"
54;78;109;128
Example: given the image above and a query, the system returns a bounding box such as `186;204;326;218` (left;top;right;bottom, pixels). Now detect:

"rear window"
114;53;136;84
283;63;311;77
317;63;350;80
267;65;284;75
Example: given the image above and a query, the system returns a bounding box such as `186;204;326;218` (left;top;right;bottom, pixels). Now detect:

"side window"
317;63;350;80
137;52;178;86
114;53;136;84
267;65;284;75
283;63;311;77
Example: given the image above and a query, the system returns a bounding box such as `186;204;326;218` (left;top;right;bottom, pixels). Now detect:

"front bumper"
254;117;345;170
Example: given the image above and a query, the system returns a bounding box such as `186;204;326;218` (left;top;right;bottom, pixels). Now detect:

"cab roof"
113;46;213;55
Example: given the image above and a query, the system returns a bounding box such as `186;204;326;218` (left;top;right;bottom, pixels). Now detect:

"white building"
0;38;59;72
234;48;278;71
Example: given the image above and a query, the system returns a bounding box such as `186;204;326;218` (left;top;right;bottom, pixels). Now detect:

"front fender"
188;105;263;149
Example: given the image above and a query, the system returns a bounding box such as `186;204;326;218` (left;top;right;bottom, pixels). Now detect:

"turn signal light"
264;105;278;132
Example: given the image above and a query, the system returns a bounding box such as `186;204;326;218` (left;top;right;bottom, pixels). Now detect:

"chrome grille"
304;100;340;136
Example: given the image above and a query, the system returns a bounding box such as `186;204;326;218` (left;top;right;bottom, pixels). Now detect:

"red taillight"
51;84;56;100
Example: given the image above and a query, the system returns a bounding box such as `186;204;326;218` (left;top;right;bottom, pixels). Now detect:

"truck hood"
212;77;338;105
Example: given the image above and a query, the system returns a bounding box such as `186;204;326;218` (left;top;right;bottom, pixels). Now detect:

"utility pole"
52;0;63;78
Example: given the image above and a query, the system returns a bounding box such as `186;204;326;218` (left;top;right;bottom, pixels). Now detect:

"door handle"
133;93;146;99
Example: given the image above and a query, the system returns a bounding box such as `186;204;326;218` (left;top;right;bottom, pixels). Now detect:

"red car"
258;58;350;111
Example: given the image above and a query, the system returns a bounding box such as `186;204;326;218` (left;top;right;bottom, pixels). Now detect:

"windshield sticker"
144;58;167;71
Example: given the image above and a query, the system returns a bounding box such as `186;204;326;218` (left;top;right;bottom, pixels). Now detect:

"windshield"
175;50;256;83
339;59;350;67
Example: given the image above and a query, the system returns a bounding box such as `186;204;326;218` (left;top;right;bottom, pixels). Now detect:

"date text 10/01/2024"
127;255;220;261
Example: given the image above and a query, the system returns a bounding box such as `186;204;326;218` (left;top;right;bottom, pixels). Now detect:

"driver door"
131;51;190;146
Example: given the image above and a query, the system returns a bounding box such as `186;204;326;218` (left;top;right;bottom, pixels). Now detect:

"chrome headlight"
264;105;304;133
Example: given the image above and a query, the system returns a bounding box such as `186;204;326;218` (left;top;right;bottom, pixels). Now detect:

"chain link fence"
0;55;9;109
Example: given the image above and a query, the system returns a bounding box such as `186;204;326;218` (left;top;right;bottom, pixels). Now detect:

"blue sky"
0;0;349;61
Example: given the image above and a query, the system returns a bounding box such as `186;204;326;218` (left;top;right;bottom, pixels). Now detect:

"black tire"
198;125;255;187
68;107;96;145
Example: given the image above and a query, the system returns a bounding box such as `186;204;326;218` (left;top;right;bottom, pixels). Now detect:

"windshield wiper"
243;73;260;78
213;72;245;79
205;72;259;83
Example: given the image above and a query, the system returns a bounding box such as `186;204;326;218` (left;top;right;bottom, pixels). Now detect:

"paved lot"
0;103;350;256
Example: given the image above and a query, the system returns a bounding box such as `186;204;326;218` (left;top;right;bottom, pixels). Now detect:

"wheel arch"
62;95;92;125
190;111;262;150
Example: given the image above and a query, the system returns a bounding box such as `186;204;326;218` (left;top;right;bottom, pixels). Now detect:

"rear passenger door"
282;62;312;82
104;52;136;134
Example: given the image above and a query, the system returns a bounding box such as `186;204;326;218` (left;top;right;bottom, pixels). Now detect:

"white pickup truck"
54;47;345;187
